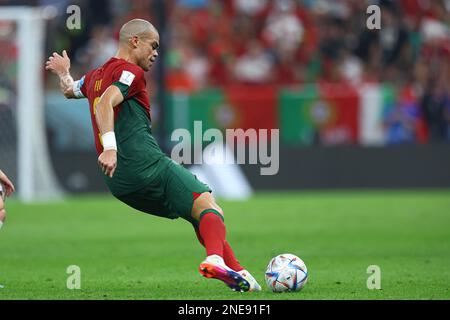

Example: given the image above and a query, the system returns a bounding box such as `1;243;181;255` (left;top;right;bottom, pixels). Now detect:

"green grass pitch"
0;190;449;300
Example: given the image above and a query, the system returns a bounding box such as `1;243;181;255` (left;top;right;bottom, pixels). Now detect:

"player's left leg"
191;192;261;292
0;195;6;230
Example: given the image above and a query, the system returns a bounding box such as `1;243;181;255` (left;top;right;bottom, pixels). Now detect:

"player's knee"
191;202;224;221
203;196;224;218
191;192;225;220
204;193;224;217
215;205;224;218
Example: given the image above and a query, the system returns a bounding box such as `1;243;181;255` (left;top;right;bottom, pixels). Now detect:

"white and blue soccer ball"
265;253;308;292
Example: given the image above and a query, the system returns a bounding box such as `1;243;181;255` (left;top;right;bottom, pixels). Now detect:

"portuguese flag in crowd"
165;85;278;141
165;83;426;146
279;83;360;145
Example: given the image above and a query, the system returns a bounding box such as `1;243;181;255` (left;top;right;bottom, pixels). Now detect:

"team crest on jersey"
119;70;135;86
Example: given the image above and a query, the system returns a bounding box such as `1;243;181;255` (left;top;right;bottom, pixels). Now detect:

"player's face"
137;33;159;71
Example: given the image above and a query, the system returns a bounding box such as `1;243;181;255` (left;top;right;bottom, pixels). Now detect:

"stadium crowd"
0;0;449;143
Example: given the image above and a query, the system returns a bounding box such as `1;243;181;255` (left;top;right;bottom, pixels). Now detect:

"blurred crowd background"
1;0;450;194
1;0;450;147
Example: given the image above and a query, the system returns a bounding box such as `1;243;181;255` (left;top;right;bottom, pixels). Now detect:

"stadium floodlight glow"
0;7;63;202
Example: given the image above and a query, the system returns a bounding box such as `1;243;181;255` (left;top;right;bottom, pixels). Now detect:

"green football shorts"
115;156;211;223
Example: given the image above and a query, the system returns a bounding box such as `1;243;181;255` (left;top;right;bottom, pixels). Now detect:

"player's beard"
142;58;152;71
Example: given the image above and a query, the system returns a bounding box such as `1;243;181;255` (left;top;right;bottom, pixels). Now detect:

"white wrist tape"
101;132;117;151
72;76;85;98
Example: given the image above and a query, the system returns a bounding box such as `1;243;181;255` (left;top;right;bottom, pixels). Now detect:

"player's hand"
0;171;15;197
45;50;71;77
98;150;117;178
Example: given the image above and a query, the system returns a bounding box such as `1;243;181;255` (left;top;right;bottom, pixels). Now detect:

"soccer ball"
265;253;308;292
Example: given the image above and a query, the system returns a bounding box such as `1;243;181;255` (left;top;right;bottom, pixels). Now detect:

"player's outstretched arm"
45;50;79;99
95;85;124;178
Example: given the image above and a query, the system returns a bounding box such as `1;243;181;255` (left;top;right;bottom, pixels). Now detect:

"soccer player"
0;169;15;230
45;19;261;292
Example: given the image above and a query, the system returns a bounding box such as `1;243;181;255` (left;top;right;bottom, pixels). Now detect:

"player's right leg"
157;158;261;291
0;196;6;230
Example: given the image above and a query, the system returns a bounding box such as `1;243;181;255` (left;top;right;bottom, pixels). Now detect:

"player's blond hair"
119;19;158;44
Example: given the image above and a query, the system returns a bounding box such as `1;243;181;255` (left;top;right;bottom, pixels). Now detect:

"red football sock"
198;211;226;257
194;218;244;271
194;227;205;246
223;240;244;272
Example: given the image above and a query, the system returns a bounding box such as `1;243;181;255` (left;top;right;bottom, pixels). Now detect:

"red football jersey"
79;57;150;155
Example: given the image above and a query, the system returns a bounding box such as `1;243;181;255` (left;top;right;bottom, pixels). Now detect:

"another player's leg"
0;195;5;290
0;171;14;231
191;192;261;292
0;195;6;230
